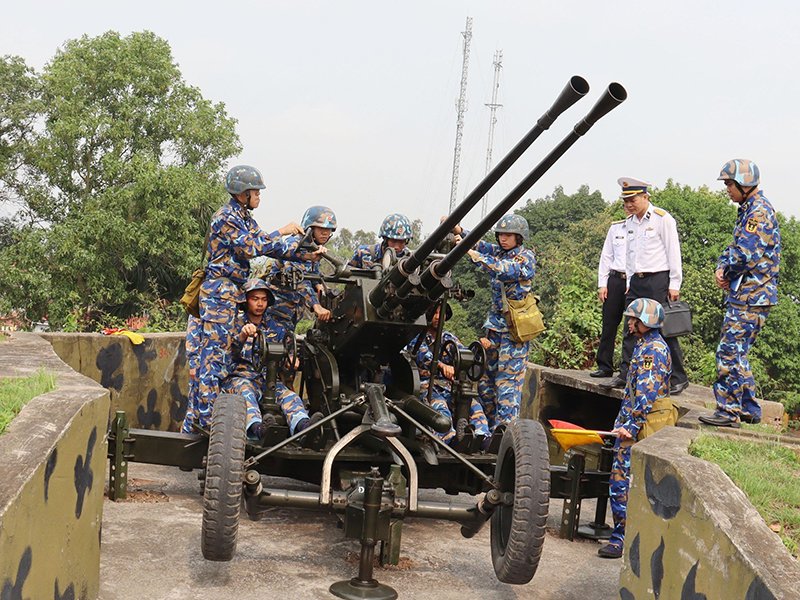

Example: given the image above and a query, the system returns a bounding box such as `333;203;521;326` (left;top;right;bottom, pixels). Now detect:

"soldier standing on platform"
348;213;412;269
454;214;536;433
699;160;780;428
195;165;304;429
591;218;629;378
600;178;689;396
599;298;671;559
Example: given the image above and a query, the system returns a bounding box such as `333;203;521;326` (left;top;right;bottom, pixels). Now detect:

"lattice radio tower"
448;17;473;213
481;50;503;219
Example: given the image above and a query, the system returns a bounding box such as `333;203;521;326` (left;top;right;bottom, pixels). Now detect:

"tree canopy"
0;31;240;329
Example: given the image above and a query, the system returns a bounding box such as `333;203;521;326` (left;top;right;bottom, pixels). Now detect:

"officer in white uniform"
600;177;689;395
591;219;629;377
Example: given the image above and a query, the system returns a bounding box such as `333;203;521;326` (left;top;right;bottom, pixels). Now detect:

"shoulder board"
652;207;666;216
612;219;625;225
626;214;634;220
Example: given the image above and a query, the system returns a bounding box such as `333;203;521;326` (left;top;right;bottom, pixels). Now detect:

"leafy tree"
0;55;40;217
0;31;240;329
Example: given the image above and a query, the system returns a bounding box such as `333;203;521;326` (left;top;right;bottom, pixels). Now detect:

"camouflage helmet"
495;214;530;241
379;213;412;241
242;278;274;304
225;165;266;195
301;205;337;230
623;298;664;329
717;159;760;187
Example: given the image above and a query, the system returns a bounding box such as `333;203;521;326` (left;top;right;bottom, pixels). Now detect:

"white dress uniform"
601;177;688;392
593;220;628;375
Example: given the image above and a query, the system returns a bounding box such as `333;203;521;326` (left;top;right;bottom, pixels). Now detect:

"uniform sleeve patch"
642;356;654;370
745;217;758;233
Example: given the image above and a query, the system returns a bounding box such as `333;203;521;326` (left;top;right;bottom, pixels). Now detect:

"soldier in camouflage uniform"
195;165;305;429
180;315;202;434
599;298;671;559
454;214;536;432
261;206;337;435
405;305;490;446
700;160;781;428
348;213;412;269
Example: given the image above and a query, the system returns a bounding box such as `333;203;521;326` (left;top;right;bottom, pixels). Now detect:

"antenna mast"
481;50;503;219
448;16;473;213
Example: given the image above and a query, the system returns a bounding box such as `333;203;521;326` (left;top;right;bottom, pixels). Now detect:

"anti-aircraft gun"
108;75;627;600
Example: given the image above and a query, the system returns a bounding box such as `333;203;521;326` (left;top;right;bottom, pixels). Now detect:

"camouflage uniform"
180;315;202;433
262;318;310;434
608;328;671;552
196;198;300;428
469;237;536;431
713;190;780;422
266;235;324;325
219;311;271;436
349;213;413;268
405;331;490;444
348;243;411;269
260;236;330;433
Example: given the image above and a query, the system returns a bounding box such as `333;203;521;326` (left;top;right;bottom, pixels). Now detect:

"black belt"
634;270;668;279
609;270;626;279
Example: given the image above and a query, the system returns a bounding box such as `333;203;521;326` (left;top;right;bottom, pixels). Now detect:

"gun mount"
108;76;627;599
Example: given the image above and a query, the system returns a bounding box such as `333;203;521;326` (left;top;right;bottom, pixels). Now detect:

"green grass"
0;369;57;435
690;433;800;558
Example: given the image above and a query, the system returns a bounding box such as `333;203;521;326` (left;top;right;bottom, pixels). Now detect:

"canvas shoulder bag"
500;283;545;343
180;229;211;318
637;395;679;441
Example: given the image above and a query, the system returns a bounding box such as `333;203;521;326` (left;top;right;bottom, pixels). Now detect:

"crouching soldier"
599;298;671;559
405;304;490;446
349;213;412;269
221;279;321;440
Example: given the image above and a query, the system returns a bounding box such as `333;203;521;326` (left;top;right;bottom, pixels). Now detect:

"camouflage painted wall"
43;332;189;432
0;333;110;600
619;427;799;600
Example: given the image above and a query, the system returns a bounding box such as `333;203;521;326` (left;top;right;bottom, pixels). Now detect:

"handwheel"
283;331;297;374
201;393;246;561
490;419;550;584
252;332;266;373
467;341;486;382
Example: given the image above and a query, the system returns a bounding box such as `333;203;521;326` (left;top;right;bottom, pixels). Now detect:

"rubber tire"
490;419;550;584
201;393;246;561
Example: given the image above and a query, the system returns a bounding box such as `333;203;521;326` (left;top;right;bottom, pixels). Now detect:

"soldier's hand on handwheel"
240;323;258;340
479;337;492;350
439;363;455;380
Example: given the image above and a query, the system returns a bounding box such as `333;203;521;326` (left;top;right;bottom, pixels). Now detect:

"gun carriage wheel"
201;393;247;561
490;419;550;583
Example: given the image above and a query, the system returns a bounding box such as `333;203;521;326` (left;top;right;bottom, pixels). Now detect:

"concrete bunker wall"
0;333;110;600
620;426;799;598
42;332;189;431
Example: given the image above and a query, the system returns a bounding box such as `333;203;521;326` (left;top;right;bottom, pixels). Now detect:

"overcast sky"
3;0;799;235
